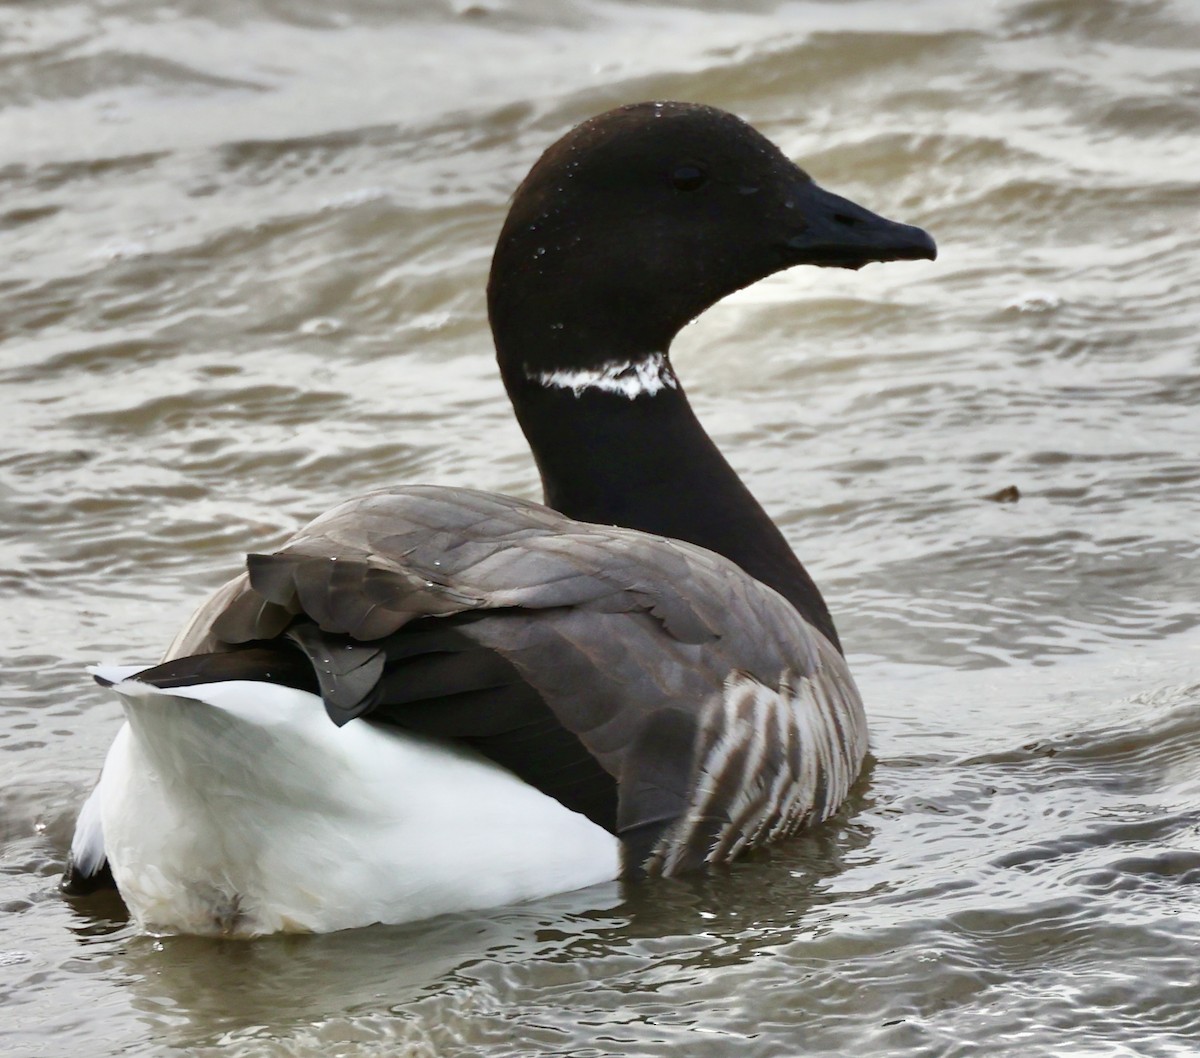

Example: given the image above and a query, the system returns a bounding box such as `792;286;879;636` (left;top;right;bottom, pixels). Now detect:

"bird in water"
62;101;936;936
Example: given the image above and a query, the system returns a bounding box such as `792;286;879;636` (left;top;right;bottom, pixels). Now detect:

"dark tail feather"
100;645;320;695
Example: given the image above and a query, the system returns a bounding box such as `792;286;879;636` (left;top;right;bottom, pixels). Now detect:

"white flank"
94;678;620;936
526;351;678;399
648;636;869;875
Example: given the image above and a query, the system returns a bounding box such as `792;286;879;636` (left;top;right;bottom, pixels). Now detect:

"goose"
62;101;936;936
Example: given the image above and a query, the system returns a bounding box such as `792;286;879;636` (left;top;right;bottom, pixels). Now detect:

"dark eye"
670;163;707;192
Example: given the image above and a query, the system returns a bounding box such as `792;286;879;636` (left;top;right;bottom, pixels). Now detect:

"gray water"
2;0;1199;1055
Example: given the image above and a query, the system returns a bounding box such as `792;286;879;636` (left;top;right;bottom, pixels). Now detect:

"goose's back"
166;486;868;873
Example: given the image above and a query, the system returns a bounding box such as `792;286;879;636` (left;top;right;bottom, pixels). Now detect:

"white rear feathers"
68;783;106;880
95;678;620;936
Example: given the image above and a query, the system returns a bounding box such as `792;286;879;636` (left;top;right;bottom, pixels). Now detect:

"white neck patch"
526;352;679;400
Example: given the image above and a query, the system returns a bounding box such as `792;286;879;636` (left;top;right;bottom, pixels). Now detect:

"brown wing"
161;485;867;873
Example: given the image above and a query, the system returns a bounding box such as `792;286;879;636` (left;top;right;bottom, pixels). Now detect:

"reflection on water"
2;0;1199;1054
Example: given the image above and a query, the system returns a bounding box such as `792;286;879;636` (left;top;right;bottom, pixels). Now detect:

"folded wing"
147;485;867;874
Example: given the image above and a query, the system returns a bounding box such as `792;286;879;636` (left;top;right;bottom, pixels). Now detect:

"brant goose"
63;102;936;935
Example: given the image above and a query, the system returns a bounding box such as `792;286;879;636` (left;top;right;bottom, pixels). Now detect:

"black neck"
504;373;842;651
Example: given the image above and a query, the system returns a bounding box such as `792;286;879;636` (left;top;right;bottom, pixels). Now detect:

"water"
2;0;1198;1054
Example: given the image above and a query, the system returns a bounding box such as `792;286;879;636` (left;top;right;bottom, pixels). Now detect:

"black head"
488;101;935;385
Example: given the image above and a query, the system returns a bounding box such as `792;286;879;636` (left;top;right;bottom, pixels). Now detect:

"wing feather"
159;485;868;873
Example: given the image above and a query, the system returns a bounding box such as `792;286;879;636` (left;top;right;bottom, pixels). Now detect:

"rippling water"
2;0;1199;1054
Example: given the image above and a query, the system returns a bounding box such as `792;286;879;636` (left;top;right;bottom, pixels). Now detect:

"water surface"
2;0;1199;1055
